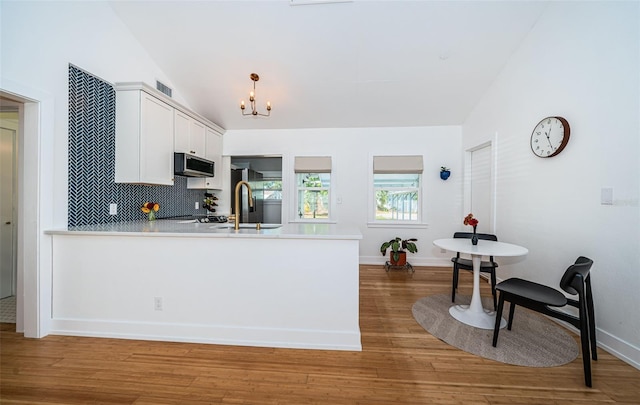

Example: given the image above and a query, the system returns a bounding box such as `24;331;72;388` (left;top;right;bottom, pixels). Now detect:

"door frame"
1;79;54;338
463;136;497;233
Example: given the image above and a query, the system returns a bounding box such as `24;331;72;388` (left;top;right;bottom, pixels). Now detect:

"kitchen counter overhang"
45;221;362;351
47;220;362;240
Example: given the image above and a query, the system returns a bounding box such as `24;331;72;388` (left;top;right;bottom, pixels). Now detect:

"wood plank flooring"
2;265;639;404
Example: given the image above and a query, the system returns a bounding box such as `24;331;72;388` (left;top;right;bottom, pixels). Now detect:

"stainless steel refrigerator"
231;168;263;223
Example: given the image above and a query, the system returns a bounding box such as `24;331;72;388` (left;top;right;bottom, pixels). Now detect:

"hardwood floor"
2;265;639;404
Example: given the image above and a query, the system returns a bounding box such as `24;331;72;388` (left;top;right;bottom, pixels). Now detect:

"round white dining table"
433;238;528;329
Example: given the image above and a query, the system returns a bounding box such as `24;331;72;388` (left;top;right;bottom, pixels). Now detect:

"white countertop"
46;220;362;240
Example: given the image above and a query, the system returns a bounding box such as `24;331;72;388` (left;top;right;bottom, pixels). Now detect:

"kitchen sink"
211;223;282;230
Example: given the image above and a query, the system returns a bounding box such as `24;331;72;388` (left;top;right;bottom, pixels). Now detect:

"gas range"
169;215;228;223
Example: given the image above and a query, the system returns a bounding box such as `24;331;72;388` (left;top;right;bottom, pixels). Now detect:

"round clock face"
530;116;570;158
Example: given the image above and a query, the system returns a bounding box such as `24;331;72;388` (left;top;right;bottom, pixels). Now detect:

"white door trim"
1;78;54;338
463;134;498;233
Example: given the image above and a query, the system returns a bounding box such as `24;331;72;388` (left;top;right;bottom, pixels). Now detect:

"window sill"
367;222;428;229
290;219;337;225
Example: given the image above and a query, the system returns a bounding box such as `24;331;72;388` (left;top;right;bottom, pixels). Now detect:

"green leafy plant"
440;166;450;172
380;237;418;262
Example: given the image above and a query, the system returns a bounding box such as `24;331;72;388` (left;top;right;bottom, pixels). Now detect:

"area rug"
412;294;578;367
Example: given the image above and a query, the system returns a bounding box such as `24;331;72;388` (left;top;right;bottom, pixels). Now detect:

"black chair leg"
490;270;497;310
492;295;505;347
452;266;459;303
586;279;598;361
579;302;593;387
507;302;516;330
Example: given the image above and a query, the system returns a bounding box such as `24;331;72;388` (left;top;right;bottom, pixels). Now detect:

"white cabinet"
115;86;174;185
187;127;223;190
115;82;225;187
174;110;206;157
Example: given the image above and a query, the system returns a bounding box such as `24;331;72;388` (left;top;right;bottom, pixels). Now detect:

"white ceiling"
108;0;548;131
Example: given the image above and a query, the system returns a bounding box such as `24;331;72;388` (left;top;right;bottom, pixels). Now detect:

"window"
372;155;423;223
294;156;332;221
374;173;420;221
296;173;330;219
264;180;282;200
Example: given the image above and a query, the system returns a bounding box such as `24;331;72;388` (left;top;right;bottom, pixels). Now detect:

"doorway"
465;141;495;233
230;156;282;224
0;99;19;323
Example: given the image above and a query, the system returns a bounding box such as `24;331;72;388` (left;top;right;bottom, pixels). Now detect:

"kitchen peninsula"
46;221;362;351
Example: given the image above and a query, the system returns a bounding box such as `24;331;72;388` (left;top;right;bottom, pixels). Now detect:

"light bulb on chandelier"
240;73;271;117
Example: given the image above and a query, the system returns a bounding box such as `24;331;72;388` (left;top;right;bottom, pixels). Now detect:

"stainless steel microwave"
174;153;215;177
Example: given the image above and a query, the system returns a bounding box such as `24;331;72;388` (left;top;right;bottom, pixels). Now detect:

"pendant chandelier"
240;73;271;117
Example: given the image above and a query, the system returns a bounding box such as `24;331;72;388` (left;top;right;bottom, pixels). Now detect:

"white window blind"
373;155;423;174
294;156;332;173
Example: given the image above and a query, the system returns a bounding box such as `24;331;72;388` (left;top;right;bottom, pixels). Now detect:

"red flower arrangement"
463;213;478;232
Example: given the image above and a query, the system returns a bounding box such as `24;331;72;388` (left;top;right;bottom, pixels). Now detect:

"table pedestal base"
449;305;507;330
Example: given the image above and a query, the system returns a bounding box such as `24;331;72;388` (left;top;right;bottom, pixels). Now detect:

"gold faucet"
234;180;253;230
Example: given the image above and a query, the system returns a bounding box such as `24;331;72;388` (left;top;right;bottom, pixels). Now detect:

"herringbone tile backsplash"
68;65;206;227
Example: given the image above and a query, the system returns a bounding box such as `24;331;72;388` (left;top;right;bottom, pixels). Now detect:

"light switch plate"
195;201;199;209
109;203;117;215
601;188;613;205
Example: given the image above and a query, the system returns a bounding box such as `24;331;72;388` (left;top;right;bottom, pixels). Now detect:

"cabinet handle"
190;150;196;154
5;222;10;225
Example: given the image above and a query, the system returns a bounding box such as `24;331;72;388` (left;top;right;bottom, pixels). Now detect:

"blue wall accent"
68;65;207;226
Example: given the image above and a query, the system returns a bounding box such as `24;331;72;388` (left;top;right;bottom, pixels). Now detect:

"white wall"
1;1;192;229
0;1;190;336
223;126;463;265
463;2;640;367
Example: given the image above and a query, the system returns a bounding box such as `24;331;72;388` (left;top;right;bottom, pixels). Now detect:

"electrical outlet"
195;201;199;210
109;203;117;215
154;297;163;311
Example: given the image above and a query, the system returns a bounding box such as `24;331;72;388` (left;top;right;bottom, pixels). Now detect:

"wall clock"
530;116;570;158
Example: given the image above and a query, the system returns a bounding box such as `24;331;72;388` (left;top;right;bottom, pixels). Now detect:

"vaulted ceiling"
108;0;548;130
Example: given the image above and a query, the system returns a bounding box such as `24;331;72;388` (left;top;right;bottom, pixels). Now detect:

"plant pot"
440;170;451;180
390;251;407;266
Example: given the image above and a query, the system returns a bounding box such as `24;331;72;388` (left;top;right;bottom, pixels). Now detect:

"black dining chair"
492;256;597;387
451;232;499;309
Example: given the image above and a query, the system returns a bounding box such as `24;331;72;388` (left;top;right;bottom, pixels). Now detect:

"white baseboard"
359;255;451;267
50;318;362;352
596;328;640;370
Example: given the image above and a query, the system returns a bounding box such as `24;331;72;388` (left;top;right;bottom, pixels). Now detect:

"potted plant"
380;237;418;266
440;166;451;180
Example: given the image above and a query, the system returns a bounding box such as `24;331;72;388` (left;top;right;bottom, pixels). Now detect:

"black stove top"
168;215;228;223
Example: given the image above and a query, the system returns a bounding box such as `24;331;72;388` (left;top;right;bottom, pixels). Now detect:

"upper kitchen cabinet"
174;110;206;158
115;84;174;185
187;127;223;190
115;82;225;186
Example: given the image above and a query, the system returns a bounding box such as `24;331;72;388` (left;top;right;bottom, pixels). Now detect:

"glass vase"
147;210;156;221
